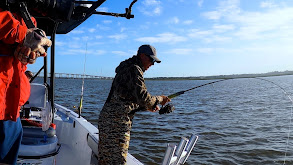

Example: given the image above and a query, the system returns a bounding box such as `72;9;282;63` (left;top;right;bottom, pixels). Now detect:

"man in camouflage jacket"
98;45;170;165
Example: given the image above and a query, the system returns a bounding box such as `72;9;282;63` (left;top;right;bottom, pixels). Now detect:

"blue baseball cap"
138;44;161;63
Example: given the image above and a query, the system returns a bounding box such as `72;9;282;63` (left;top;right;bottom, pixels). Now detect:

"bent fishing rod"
129;79;227;115
158;79;227;114
158;77;293;115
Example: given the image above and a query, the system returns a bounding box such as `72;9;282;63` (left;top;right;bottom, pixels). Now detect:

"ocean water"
35;75;293;164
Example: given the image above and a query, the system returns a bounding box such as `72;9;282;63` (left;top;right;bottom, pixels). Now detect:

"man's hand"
160;95;171;106
23;28;52;55
15;28;52;64
14;44;41;64
147;105;160;112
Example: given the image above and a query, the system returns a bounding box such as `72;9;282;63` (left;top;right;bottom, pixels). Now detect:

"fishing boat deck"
53;104;144;165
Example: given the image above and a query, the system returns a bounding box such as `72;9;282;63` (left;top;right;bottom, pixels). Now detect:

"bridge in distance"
34;72;112;80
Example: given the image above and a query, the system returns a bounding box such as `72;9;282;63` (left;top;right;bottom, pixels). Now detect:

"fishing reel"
159;103;175;115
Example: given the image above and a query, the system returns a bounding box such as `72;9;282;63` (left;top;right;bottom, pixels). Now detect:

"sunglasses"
148;56;156;64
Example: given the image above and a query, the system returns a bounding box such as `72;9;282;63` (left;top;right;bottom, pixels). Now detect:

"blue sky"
28;0;293;78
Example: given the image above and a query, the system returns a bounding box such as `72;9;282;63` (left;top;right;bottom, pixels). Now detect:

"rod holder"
162;144;176;165
161;134;198;165
173;137;189;164
181;135;198;164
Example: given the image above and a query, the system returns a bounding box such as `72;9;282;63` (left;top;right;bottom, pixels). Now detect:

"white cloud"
183;20;193;25
95;35;103;39
136;32;187;43
62;48;105;56
71;30;85;34
188;29;213;38
212;24;235;32
103;20;112;24
196;48;214;53
188;25;233;43
202;0;241;20
202;11;221;20
139;0;162;16
98;7;108;12
199;0;293;43
56;41;65;46
203;35;232;43
96;24;111;30
165;48;193;55
143;0;160;6
82;36;90;41
94;50;106;55
88;28;95;33
231;8;293;40
120;27;126;32
112;51;129;56
69;44;82;49
168;17;179;24
198;0;204;7
62;49;88;55
88;42;103;46
260;1;278;8
153;7;162;15
72;37;81;40
108;34;127;40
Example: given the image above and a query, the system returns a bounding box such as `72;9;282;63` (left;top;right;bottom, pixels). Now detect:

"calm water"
36;75;293;164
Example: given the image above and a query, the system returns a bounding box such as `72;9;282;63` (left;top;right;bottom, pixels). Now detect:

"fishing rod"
159;79;227;114
167;79;226;99
129;79;228;115
77;43;87;118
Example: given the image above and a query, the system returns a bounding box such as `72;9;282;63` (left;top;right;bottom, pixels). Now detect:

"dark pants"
0;118;23;165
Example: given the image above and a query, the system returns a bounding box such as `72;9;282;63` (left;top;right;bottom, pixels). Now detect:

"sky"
28;0;293;78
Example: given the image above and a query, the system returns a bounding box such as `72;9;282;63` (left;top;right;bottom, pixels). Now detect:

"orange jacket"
0;9;36;121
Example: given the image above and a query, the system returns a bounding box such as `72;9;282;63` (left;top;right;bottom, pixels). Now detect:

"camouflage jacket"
106;55;163;113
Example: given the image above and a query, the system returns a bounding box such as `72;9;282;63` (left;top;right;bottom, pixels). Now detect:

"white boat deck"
53;103;144;165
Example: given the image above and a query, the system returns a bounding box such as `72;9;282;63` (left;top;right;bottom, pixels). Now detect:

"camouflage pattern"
98;55;163;165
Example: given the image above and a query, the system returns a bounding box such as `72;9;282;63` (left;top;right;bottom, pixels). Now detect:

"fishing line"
131;76;293;163
78;43;87;118
162;77;293;164
254;77;293;165
166;77;293;164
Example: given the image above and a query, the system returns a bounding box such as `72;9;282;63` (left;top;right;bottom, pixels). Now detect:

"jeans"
0;118;23;165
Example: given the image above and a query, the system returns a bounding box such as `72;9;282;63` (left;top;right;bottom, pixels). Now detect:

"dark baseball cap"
138;44;161;63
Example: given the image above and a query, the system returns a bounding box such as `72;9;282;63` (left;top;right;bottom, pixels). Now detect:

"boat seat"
24;83;47;109
19;126;58;158
22;126;56;138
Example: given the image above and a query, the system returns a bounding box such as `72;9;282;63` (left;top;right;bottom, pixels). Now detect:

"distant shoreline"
36;70;293;80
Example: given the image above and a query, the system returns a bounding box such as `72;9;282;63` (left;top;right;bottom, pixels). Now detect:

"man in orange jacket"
0;8;52;164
